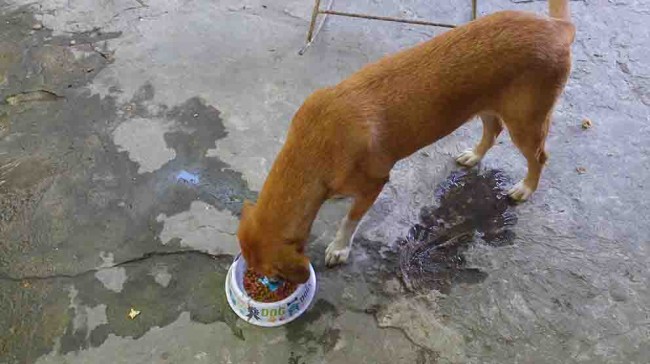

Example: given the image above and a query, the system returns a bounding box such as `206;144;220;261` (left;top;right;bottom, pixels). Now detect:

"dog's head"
237;200;311;284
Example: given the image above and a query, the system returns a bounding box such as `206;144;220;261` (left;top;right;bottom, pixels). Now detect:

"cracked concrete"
1;0;649;363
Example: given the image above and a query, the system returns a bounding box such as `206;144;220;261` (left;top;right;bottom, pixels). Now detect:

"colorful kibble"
243;269;298;303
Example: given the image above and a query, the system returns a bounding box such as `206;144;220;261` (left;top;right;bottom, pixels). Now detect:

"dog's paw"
508;181;533;202
325;241;351;267
456;149;482;167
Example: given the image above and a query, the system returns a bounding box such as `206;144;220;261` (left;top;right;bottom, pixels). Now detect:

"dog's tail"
549;0;575;44
549;0;571;21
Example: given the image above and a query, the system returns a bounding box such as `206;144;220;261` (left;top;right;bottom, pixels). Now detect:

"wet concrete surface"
1;0;649;363
399;169;517;293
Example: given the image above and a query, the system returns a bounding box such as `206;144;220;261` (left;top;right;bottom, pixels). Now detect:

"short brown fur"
238;1;575;283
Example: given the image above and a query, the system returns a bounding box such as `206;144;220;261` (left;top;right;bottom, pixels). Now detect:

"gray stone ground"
1;0;648;363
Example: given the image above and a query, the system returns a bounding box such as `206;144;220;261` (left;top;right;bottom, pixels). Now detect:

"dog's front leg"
325;184;384;267
325;216;358;267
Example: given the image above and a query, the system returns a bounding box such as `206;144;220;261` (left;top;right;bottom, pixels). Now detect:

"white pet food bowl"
225;254;316;327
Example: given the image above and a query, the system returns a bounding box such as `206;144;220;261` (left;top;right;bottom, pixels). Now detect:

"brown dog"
238;0;575;283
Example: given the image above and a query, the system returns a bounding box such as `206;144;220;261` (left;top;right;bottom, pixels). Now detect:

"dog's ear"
237;200;257;264
275;245;310;284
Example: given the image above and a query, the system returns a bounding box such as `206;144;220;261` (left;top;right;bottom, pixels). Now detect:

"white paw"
456;149;482;167
325;240;351;267
508;181;533;202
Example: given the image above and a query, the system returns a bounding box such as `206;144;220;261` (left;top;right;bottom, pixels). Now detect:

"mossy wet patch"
0;157;54;191
0;8;255;277
0;252;243;363
5;90;64;105
0;112;9;138
1;85;256;278
0;279;71;364
58;252;242;354
0;5;255;362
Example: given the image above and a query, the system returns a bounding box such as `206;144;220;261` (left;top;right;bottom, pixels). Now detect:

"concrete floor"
1;0;649;363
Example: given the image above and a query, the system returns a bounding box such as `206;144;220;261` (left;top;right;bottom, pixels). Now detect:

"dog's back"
322;10;575;163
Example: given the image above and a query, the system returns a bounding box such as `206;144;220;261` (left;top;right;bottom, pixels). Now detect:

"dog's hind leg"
505;112;551;202
456;113;504;167
499;84;557;202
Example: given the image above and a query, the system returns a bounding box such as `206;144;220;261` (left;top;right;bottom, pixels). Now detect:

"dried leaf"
128;308;141;320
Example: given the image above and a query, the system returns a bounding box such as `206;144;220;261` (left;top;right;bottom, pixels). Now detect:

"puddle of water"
398;169;517;293
175;170;200;185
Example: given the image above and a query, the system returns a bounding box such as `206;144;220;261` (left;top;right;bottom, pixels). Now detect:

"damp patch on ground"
0;6;256;362
397;169;517;293
345;168;518;298
0;22;257;276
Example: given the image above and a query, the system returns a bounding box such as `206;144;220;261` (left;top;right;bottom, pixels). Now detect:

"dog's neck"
253;145;327;243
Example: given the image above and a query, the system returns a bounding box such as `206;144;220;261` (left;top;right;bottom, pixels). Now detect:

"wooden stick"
306;0;323;43
319;9;456;28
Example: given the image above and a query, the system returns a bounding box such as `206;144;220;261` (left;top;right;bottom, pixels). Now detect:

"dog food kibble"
243;269;298;302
